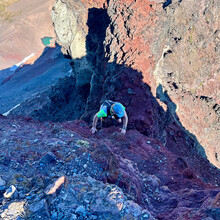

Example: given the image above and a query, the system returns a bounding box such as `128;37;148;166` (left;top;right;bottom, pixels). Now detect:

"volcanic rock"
40;152;57;165
0;44;72;116
45;176;65;195
75;205;86;216
0;115;219;219
49;0;220;169
0;177;6;188
0;1;219;218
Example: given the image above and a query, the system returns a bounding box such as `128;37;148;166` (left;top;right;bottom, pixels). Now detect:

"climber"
91;100;128;135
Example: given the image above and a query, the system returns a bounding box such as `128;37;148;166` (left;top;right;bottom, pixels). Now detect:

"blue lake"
41;37;53;46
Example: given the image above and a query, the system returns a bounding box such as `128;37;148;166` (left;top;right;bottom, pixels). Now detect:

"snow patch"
10;53;36;72
3;103;21;116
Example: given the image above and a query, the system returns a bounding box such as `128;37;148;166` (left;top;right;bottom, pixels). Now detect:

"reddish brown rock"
51;0;219;168
148;0;220;169
0;115;219;219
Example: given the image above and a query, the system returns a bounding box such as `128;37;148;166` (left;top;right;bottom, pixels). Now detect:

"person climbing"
91;100;128;135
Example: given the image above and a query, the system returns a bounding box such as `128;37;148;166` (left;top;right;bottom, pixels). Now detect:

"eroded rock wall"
51;0;220;168
150;0;220;169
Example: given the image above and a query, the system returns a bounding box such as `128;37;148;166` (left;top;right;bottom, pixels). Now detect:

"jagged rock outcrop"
50;0;220;168
149;0;220;169
1;0;219;169
0;115;219;219
0;1;219;219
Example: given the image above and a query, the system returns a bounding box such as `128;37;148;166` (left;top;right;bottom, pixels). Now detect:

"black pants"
99;117;119;129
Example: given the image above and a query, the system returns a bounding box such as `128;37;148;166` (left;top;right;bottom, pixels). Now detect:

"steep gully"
19;0;220;169
0;3;219;220
5;6;219;179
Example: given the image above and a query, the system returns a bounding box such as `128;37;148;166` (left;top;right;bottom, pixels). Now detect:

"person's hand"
91;127;97;134
119;128;126;135
118;118;122;123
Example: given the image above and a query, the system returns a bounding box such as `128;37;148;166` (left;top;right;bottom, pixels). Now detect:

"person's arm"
121;111;128;134
91;113;99;133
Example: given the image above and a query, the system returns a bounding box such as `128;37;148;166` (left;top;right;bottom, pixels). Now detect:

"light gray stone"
4;185;17;199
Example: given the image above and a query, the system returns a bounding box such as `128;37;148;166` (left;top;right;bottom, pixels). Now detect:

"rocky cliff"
0;0;220;219
0;1;218;165
1;0;219;167
49;0;220;168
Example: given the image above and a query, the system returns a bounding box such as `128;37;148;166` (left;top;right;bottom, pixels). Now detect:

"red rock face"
5;0;217;168
149;0;220;169
80;0;107;8
52;0;219;167
103;0;220;168
0;1;219;217
105;0;157;87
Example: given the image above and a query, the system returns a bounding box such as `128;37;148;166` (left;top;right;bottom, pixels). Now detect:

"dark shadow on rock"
163;0;172;9
155;83;217;185
3;6;220;200
0;44;73;115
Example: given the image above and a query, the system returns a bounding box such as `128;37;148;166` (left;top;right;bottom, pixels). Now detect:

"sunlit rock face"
0;1;219;218
51;0;107;59
148;0;220;169
51;0;220;168
51;0;87;59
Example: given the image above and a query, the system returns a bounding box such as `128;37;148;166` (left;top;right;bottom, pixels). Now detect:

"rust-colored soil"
0;0;55;70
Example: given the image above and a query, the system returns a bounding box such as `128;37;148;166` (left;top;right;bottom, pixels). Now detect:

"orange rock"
45;176;66;195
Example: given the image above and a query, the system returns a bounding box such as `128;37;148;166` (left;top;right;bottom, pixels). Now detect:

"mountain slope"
0;115;219;219
0;0;55;70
